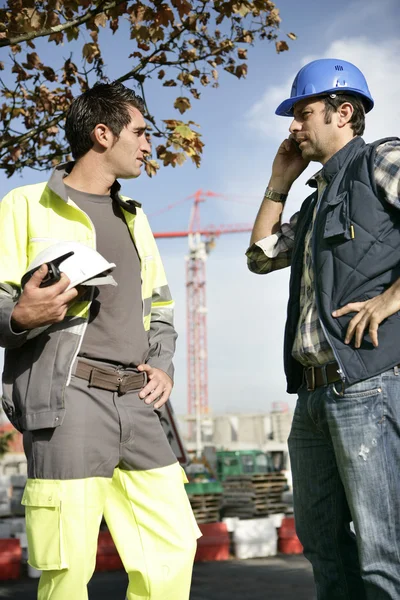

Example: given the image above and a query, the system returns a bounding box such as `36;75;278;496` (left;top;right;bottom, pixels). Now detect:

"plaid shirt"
246;140;400;366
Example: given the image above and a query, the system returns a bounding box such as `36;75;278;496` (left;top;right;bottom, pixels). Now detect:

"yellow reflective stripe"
152;301;174;308
143;314;151;330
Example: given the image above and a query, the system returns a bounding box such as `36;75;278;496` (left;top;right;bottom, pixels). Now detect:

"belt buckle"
306;367;315;392
117;372;143;396
117;372;127;396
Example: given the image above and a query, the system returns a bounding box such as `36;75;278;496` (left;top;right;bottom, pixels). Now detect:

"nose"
289;117;302;135
142;135;151;155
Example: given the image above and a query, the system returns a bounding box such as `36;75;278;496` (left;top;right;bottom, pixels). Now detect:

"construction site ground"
0;555;316;599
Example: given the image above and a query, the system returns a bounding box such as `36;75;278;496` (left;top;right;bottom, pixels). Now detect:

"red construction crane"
153;190;254;454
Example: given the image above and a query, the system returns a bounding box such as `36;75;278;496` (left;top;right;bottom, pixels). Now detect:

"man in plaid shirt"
247;58;400;599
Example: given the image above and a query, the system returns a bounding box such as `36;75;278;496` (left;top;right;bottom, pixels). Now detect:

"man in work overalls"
0;82;200;600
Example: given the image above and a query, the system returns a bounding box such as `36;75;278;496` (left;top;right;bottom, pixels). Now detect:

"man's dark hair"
322;93;366;136
65;82;145;159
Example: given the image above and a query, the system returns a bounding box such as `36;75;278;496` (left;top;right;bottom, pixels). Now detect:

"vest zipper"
311;191;347;384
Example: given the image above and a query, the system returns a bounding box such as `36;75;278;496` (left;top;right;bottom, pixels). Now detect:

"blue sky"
0;0;399;415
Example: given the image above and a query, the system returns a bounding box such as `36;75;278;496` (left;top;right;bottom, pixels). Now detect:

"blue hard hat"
275;58;374;116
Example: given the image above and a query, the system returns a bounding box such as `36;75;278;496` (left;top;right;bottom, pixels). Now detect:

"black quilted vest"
284;136;400;393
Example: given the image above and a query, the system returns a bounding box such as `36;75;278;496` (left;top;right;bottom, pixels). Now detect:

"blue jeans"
288;367;400;599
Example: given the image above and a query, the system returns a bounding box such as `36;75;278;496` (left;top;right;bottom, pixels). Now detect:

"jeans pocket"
21;480;68;570
332;377;382;400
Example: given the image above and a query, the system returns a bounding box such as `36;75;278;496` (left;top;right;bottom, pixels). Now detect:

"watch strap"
264;187;288;203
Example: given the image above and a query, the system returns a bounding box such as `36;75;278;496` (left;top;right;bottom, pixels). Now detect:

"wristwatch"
264;187;288;203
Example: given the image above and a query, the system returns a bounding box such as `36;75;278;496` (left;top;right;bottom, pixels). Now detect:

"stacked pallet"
221;478;257;519
253;473;288;515
185;482;224;524
221;473;288;519
187;493;223;524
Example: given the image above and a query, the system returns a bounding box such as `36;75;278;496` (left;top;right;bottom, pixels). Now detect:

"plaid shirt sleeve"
246;211;299;274
374;140;400;209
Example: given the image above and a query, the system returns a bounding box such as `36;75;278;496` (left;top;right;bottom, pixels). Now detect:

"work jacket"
285;136;400;393
0;164;177;432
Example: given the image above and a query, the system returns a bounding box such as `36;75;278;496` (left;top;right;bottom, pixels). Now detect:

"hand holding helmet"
12;264;79;331
12;241;117;331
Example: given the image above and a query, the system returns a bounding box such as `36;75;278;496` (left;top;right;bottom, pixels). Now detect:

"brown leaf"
94;12;107;28
158;69;165;79
110;18;119;33
66;26;80;42
144;159;160;177
174;96;191;114
155;5;174;27
22;52;42;70
82;43;100;64
163;79;177;87
48;31;64;44
238;48;247;60
10;146;22;162
235;63;248;78
171;0;192;19
177;71;194;86
43;66;57;82
287;32;297;40
0;62;4;71
275;40;289;53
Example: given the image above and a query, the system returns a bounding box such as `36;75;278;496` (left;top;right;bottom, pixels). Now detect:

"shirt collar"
306;136;366;189
47;162;141;214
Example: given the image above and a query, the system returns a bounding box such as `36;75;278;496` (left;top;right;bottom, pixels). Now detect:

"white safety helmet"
21;241;117;290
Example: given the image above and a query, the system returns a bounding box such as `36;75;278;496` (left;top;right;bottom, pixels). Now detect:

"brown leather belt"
304;361;341;391
75;360;146;395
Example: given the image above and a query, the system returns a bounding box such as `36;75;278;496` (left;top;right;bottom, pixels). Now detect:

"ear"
90;123;113;150
337;102;354;129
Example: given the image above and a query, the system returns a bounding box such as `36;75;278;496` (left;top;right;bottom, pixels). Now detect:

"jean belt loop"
322;364;328;387
307;367;315;392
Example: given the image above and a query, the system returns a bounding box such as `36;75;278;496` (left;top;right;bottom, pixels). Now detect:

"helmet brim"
275;89;374;117
80;274;117;287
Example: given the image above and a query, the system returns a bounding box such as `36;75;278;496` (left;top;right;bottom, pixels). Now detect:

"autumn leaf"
94;13;107;28
174;124;195;140
171;0;192;19
275;40;289;53
22;52;42;70
174;96;191;114
145;158;160;177
287;32;297;40
82;42;100;63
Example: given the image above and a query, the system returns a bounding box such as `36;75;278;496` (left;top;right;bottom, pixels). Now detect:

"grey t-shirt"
65;185;149;367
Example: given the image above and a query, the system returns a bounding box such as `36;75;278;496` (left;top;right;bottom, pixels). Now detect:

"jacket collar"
47;162;141;214
307;136;365;189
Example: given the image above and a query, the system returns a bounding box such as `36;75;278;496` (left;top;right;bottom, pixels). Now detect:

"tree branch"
0;0;127;48
0;112;65;152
